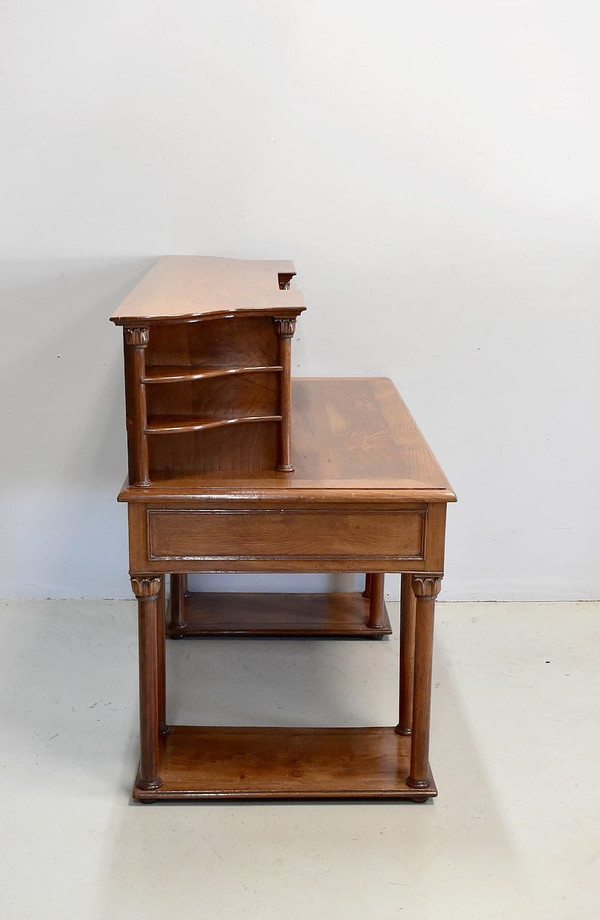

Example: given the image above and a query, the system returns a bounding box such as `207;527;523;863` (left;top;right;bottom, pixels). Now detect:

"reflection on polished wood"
110;256;305;323
119;377;455;498
118;370;454;801
112;258;304;478
133;726;437;802
167;591;391;638
397;573;417;735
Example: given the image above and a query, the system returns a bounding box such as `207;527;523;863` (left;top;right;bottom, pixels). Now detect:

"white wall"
1;1;599;600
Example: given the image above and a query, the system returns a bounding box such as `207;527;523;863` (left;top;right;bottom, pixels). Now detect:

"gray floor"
1;599;598;919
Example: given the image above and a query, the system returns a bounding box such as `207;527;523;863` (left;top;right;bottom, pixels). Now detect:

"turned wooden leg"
169;573;188;636
156;577;167;734
367;573;385;628
362;573;373;598
396;573;417;735
131;576;163;791
274;318;296;472
123;327;150;487
406;575;442;789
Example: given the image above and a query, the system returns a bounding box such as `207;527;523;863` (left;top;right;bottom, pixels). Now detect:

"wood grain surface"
132;726;437;800
111;256;305;323
166;591;392;637
119;378;456;501
148;507;424;561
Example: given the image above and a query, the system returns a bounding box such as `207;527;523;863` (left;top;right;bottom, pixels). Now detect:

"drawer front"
147;509;425;562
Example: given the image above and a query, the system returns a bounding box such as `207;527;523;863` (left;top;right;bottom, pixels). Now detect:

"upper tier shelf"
110;256;306;325
142;364;283;384
146;414;282;434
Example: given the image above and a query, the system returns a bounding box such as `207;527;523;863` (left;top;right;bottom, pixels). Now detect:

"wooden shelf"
143;364;283;384
168;591;392;638
113;257;303;480
132;726;437;801
146;414;282;435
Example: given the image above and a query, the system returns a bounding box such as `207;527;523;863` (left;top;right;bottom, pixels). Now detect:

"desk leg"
157;578;167;735
362;573;373;598
396;573;416;735
367;573;386;628
406;575;442;789
131;576;163;791
169;573;188;637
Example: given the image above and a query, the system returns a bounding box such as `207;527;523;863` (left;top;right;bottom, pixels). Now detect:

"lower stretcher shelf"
133;726;436;801
168;591;392;638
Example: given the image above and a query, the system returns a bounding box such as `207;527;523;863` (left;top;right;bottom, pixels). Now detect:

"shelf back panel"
148;421;278;474
145;317;279;369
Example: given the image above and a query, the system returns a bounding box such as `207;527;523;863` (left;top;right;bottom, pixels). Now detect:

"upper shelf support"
124;327;150;487
274;318;296;472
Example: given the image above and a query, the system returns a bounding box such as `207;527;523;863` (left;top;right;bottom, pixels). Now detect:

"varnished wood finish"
166;591;391;638
113;262;304;480
146;506;425;565
144;334;282;473
363;573;373;598
144;424;279;476
131;576;163;790
367;573;386;629
407;575;442;788
110;256;305;324
123;328;150;487
274;318;295;471
146;413;282;435
143;364;283;383
157;577;167;734
119;379;455;500
397;573;417;735
118;378;454;801
169;573;187;635
125;501;444;576
145;315;280;371
132;726;437;801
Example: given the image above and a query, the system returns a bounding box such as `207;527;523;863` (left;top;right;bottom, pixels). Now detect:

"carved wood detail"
273;318;296;338
131;576;162;599
125;327;150;347
411;575;442;599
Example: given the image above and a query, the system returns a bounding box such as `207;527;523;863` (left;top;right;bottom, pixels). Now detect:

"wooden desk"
119;378;455;802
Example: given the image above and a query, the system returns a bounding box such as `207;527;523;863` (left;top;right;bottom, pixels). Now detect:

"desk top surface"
110;256;305;324
119;378;456;504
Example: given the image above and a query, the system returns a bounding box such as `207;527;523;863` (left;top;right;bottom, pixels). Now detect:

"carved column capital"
131;576;162;599
411;576;443;600
273;317;296;338
124;327;150;347
278;272;294;290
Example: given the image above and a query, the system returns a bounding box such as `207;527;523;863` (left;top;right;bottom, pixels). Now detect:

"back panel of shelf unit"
145;316;279;368
145;372;278;420
148;421;278;474
144;317;280;474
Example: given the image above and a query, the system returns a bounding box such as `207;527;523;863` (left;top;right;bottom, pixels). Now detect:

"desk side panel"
126;501;446;575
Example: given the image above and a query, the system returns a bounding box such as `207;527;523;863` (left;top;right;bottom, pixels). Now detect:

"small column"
406;575;442;789
366;573;386;628
156;577;167;734
169;573;188;637
273;317;296;472
395;573;417;735
131;575;163;791
124;327;150;487
362;573;373;598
